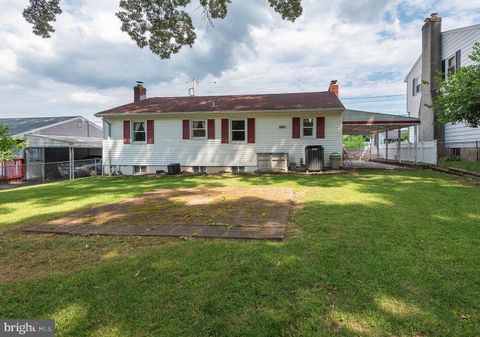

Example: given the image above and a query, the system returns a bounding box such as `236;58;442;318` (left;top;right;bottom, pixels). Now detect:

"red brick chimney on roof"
328;80;339;97
134;81;147;102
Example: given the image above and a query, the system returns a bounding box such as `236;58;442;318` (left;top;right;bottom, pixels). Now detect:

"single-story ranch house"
95;81;421;174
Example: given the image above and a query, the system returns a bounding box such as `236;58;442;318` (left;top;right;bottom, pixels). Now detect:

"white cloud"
0;0;479;121
70;91;113;104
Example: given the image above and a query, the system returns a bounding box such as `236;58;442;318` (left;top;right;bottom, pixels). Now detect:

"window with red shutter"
147;120;154;144
207;119;215;140
221;119;229;144
123;120;131;144
247;118;255;143
316;117;325;139
182;120;190;139
292;117;300;139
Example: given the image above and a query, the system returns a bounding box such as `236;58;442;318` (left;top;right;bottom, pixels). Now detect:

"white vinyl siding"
406;25;480;145
102;111;342;171
442;25;480;145
405;56;422;142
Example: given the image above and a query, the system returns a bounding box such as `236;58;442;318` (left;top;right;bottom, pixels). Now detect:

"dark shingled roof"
95;91;344;116
0;116;79;135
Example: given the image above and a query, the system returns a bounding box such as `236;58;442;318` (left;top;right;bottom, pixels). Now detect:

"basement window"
193;166;207;174
133;165;147;174
192;120;206;138
451;148;461;158
303;118;314;137
231;166;245;174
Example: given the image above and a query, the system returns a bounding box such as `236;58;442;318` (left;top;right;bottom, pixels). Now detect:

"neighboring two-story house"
405;13;480;161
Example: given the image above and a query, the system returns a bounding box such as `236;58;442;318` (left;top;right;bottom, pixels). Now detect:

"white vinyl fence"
378;140;437;165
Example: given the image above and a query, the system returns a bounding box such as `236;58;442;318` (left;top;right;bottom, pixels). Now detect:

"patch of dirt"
25;187;294;240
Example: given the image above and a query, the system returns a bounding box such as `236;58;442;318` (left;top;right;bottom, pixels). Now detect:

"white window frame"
231;166;245;174
191;120;207;139
133;165;147;174
302;118;315;138
231;119;247;143
447;55;456;77
415;77;421;95
132;121;147;144
193;166;207;173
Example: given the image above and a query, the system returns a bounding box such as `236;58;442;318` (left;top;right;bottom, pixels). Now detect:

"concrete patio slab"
24;187;293;241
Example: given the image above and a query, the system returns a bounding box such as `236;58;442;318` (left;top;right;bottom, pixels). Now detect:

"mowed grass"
438;159;480;173
0;170;479;337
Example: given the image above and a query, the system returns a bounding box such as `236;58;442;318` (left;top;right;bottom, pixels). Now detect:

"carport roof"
342;109;420;135
25;134;103;148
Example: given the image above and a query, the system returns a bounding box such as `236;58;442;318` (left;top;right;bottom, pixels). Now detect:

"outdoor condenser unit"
305;145;324;171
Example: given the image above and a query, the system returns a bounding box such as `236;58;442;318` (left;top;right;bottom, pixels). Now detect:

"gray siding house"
0;116;102;180
405;13;480;161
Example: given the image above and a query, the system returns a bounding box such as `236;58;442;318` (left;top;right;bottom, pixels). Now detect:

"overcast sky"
1;0;479;126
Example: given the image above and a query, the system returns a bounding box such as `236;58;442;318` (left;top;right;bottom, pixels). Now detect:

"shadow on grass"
0;176;230;230
1;169;479;336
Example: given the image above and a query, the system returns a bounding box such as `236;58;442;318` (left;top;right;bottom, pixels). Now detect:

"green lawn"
438;159;480;173
1;170;479;337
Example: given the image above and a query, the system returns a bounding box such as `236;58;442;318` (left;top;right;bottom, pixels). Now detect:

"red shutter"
247;118;255;144
147;120;154;144
207;119;215;140
182;120;190;139
292;117;300;139
316;117;325;139
123;120;131;144
221;119;229;144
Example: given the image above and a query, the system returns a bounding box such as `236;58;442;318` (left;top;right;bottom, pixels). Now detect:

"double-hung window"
412;77;421;96
133;121;146;142
302;118;314;137
447;56;456;75
192;121;206;138
231;120;246;141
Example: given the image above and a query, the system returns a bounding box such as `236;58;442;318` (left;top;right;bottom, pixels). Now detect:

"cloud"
70;91;113;104
0;0;479;122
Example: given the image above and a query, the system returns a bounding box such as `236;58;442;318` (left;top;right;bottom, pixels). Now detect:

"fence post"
385;130;389;160
69;147;74;180
414;125;418;165
397;128;401;162
477;140;479;162
41;162;45;183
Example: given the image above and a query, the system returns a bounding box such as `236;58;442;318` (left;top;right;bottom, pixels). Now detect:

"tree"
342;135;368;149
0;125;27;162
432;42;480;128
23;0;303;59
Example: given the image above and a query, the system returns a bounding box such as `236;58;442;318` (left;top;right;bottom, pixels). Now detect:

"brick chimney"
134;81;147;102
328;80;339;97
419;13;445;153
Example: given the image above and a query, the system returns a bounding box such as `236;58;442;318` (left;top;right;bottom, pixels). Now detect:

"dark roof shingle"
95;91;344;116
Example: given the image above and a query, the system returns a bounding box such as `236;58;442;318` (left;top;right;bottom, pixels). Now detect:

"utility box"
305;145;324;171
167;163;181;175
257;153;288;172
330;152;342;169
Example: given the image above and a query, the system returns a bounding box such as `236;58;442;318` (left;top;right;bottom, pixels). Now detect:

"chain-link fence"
1;159;102;183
